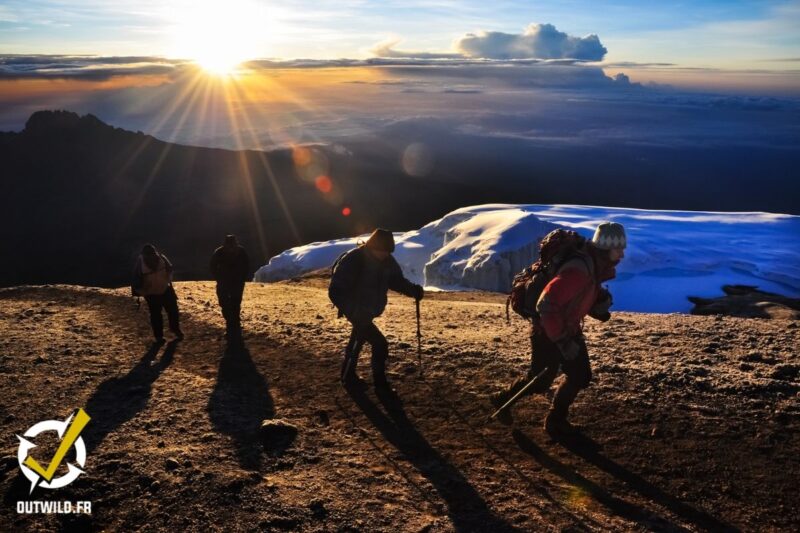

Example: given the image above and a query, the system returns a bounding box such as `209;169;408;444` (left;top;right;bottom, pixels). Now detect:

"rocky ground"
0;280;798;532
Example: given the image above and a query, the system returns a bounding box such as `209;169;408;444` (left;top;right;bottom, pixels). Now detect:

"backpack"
331;245;365;278
330;245;366;318
506;229;590;322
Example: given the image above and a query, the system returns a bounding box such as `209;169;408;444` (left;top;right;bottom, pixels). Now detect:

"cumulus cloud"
455;23;607;61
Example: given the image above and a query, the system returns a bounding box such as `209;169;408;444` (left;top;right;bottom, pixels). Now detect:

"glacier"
254;204;800;313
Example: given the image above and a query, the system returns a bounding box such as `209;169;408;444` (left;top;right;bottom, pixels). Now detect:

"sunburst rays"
113;65;374;262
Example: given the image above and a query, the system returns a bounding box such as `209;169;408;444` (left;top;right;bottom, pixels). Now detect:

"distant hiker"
491;222;626;435
329;229;424;389
210;234;250;340
132;244;184;343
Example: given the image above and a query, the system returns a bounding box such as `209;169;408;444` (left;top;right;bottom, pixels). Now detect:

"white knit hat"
592;222;627;250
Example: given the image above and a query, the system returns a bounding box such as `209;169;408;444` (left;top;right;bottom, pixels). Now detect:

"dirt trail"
1;282;798;532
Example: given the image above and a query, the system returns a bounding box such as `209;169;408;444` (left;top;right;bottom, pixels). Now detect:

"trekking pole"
416;299;423;378
488;374;539;421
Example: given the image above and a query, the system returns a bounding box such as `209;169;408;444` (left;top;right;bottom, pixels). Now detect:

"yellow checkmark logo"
23;409;91;482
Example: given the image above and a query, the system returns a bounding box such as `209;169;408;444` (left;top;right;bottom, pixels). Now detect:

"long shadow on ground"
2;341;176;510
207;341;277;470
83;340;177;453
513;429;739;532
344;385;518;532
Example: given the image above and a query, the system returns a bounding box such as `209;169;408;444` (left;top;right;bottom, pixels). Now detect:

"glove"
412;284;424;301
589;287;612;322
556;337;581;361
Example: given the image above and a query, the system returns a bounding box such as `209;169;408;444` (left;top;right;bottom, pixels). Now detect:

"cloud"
371;39;462;60
598;61;677;68
455;23;607;61
0;55;190;80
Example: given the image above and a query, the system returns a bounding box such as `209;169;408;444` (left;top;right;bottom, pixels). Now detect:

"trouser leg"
163;286;181;333
341;327;364;382
498;332;560;402
551;337;591;418
350;321;389;383
218;284;244;333
230;284;244;330
145;295;164;339
216;285;230;324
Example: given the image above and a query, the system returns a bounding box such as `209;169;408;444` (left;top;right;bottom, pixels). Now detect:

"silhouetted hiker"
210;234;250;340
132;244;183;343
491;222;626;436
329;229;424;390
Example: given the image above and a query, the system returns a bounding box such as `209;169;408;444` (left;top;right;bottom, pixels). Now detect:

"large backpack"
506;229;589;322
329;245;366;318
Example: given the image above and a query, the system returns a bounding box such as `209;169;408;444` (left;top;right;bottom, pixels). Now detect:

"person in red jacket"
491;222;626;435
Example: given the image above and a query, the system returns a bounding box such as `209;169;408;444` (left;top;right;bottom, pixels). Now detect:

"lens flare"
315;175;332;193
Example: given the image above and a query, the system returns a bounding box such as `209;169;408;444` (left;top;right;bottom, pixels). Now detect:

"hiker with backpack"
491;222;626;435
329;229;424;390
132;244;184;343
210;234;250;341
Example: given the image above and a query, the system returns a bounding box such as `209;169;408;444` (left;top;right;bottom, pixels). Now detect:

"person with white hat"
491;222;626;435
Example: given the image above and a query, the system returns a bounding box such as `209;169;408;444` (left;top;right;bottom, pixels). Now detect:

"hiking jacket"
535;255;600;342
210;245;250;286
134;254;173;296
329;246;417;323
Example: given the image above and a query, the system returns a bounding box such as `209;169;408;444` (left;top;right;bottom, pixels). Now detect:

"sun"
168;0;268;76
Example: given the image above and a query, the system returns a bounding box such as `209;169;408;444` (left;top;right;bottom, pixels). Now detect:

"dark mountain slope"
0;111;487;286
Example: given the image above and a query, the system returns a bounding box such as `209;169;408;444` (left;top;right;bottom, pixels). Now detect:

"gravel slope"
1;282;798;532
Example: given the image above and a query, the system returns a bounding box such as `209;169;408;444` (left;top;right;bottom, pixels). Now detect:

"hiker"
491;222;626;435
132;244;184;343
210;234;250;339
329;229;424;389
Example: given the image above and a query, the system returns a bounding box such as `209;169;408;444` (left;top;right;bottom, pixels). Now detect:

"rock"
689;285;800;319
315;410;330;426
309;499;328;520
165;458;180;471
0;455;18;474
742;351;763;362
771;364;800;381
260;419;299;444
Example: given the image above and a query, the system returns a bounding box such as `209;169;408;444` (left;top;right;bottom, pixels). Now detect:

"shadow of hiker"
207;341;277;470
2;341;176;506
344;386;517;532
83;340;177;453
512;429;739;532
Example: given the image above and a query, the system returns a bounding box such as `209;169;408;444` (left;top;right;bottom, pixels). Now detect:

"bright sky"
1;0;799;70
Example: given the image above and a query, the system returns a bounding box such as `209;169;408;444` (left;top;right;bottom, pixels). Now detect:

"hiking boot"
544;411;578;436
489;392;514;426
